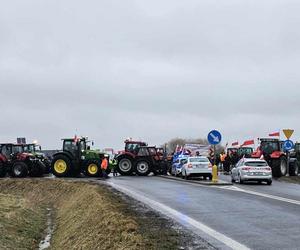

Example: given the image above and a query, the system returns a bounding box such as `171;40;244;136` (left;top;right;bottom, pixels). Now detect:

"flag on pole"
74;135;79;143
269;131;280;137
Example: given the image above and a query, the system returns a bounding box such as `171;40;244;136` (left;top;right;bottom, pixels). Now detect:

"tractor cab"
124;140;147;155
23;144;42;153
252;139;282;159
0;143;27;160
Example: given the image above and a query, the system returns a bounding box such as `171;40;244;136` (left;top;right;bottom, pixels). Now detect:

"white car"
231;158;272;185
181;157;212;180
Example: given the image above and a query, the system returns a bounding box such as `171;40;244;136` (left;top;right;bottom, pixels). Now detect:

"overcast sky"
1;0;300;150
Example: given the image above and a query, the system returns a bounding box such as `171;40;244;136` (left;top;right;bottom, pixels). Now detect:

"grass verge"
0;179;208;250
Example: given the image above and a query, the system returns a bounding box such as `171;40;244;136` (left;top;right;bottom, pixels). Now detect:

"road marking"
109;182;250;250
161;176;300;206
216;185;300;206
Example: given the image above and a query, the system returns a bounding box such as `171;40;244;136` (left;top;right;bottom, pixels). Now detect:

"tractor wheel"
136;160;151;176
51;155;72;177
43;159;51;174
272;156;287;178
11;162;28;178
29;161;46;177
85;161;100;177
289;160;299;176
117;156;134;176
0;161;6;178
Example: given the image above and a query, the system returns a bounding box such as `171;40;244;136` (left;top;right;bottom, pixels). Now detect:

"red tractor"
0;143;46;177
115;140;168;176
251;138;287;177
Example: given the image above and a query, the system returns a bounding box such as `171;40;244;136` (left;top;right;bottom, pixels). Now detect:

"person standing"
101;155;109;179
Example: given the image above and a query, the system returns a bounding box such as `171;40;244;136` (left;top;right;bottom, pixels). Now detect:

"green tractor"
23;144;51;174
288;142;300;176
51;137;110;177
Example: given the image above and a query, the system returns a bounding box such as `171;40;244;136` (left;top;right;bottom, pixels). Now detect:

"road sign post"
283;139;294;176
207;130;222;183
283;129;295;176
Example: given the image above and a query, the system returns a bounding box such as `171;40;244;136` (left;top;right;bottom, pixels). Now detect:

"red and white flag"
242;139;255;146
269;131;280;137
232;141;239;146
74;135;79;143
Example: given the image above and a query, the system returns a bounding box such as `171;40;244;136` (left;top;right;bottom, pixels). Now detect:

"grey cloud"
1;0;300;149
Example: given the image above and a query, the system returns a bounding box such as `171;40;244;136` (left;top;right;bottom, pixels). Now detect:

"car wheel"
238;174;244;184
267;180;272;185
208;174;213;181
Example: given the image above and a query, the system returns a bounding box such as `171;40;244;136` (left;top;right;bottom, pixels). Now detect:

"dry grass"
0;179;182;250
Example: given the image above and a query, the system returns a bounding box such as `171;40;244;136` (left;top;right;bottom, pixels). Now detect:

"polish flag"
269;131;280;137
242;139;255;146
232;141;239;146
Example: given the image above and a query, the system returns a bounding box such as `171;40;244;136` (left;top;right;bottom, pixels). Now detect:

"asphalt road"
107;175;300;250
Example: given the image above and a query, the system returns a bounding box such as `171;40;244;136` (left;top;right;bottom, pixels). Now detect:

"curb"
159;175;233;186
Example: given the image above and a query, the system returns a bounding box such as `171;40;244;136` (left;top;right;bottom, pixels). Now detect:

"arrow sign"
283;129;294;140
283;140;294;151
208;130;222;145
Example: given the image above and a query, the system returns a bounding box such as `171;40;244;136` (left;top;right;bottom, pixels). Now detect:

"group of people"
101;155;118;178
219;150;239;174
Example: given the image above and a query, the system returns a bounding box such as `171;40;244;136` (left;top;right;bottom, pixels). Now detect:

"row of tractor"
225;138;299;178
1;137;299;179
51;138;169;177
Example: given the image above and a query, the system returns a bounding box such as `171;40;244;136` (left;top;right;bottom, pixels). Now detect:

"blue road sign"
208;130;222;145
283;140;294;151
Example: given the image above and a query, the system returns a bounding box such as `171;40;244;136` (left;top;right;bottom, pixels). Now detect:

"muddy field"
0;179;208;250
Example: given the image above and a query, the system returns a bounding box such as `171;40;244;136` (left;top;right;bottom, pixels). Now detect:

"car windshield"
245;161;268;167
189;157;209;163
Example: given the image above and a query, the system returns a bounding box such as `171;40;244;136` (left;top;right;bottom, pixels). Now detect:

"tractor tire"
43;159;51;174
0;161;6;178
289;160;299;176
29;161;46;177
51;155;72;177
117;156;134;176
136;160;151;176
11;162;28;178
85;160;101;177
272;156;287;178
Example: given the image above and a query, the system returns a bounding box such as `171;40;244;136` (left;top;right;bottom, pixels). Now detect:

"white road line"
216;185;300;206
161;176;300;206
109;182;250;250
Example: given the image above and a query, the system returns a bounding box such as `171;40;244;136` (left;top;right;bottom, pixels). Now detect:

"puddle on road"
39;208;54;250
